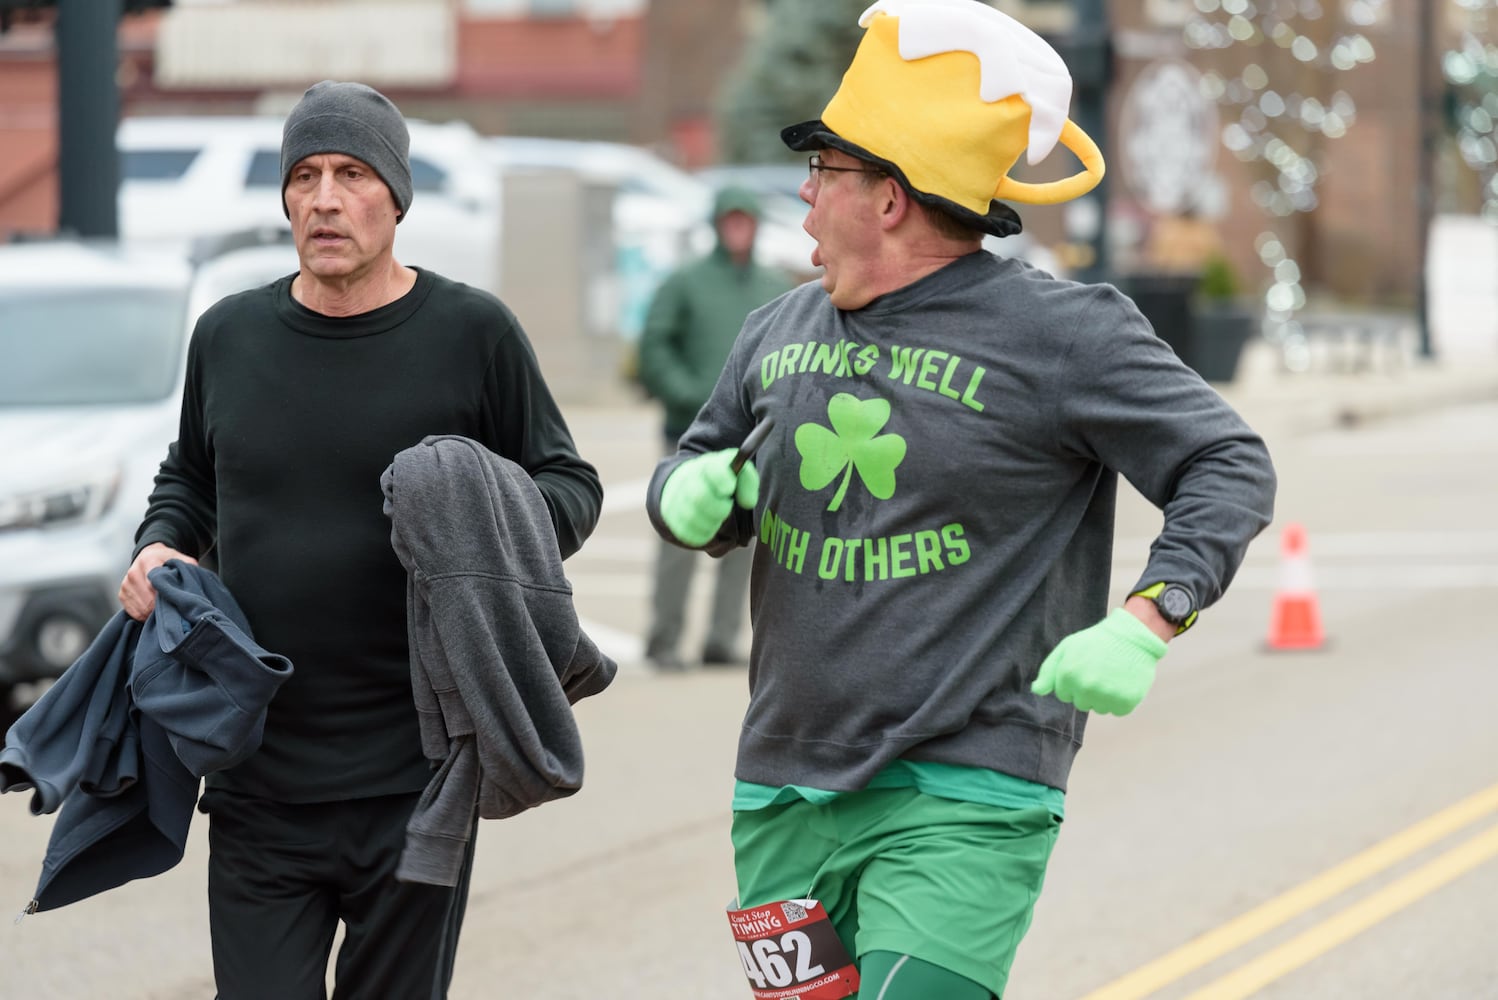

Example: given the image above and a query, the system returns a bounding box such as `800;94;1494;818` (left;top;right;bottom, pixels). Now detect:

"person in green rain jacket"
636;185;794;671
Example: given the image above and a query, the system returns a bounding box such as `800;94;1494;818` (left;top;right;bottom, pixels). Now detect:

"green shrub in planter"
1198;253;1240;304
1191;254;1257;383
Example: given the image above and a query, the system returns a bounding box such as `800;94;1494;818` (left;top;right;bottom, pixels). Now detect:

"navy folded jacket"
0;561;292;912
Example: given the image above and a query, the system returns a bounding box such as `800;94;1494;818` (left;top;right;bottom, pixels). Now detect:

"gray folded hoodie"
381;435;616;886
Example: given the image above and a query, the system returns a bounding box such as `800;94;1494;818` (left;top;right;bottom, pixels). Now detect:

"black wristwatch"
1133;582;1198;634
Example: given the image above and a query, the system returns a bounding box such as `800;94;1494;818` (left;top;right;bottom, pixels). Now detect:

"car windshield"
0;288;187;406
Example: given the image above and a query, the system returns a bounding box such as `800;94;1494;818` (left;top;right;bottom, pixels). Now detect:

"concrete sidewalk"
1217;338;1498;438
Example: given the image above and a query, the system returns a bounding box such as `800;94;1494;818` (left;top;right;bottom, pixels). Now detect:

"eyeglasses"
807;154;886;183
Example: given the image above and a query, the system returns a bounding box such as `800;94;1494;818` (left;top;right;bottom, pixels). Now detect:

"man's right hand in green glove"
659;449;759;547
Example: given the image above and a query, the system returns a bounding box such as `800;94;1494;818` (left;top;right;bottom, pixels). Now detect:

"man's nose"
799;175;816;206
310;172;341;211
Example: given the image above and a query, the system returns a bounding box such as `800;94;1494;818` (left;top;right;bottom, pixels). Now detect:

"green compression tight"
857;951;993;999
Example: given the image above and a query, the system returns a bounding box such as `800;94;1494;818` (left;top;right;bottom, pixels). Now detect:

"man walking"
117;80;602;999
637;186;792;671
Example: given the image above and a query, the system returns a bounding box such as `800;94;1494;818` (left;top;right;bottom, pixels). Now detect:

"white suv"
119;115;502;294
0;233;299;707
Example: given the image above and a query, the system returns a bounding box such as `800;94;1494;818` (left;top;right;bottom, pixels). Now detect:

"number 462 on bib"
726;897;859;999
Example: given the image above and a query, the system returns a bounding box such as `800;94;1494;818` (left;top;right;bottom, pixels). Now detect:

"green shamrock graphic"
795;393;907;512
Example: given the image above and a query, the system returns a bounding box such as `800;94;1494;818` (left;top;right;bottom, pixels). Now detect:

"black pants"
201;788;476;1000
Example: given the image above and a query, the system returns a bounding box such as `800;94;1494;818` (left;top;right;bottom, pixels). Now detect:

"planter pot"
1121;272;1198;362
1120;274;1256;383
1190;303;1257;383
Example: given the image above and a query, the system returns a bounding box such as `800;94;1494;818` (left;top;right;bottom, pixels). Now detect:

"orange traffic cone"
1266;522;1325;651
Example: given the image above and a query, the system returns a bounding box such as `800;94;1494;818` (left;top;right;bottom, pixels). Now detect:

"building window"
993;0;1073;35
1145;0;1195;27
530;0;576;17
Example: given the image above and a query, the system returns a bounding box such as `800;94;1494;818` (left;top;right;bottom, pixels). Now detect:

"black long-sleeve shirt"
135;268;602;802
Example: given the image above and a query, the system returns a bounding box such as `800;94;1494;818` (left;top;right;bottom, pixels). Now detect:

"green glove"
659;449;759;547
1031;608;1169;716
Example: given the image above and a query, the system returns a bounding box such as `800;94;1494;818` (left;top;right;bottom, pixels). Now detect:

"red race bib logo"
726;898;859;999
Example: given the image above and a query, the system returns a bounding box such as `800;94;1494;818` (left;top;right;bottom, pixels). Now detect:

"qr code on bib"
780;901;808;923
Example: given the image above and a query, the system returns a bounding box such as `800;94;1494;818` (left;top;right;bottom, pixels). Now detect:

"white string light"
1444;2;1498;224
1185;0;1388;367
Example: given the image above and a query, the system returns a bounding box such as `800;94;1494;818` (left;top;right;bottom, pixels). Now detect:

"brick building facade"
0;0;1482;308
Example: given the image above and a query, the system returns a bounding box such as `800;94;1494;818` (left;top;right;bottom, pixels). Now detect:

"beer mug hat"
781;0;1106;238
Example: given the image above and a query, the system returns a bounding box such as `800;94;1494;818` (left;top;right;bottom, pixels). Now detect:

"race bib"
726;898;859;999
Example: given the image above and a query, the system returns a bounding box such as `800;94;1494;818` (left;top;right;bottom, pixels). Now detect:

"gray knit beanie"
280;80;413;223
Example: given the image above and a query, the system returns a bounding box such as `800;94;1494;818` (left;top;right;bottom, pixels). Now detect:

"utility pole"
1056;0;1113;284
1414;0;1439;360
56;0;122;238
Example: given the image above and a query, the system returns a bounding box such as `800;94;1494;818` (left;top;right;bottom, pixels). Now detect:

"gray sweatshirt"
382;435;616;886
646;251;1276;793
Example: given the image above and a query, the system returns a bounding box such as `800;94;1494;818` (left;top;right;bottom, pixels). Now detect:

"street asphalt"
2;336;1496;1000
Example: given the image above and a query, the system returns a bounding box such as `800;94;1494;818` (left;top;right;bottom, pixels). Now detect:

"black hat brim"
781;120;1022;239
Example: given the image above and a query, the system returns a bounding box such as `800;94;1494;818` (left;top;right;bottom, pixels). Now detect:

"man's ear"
877;177;912;232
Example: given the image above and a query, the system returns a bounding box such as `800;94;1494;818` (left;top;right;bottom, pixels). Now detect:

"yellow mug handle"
992;119;1106;206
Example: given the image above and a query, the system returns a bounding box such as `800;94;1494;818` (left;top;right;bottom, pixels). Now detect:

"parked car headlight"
0;467;122;532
